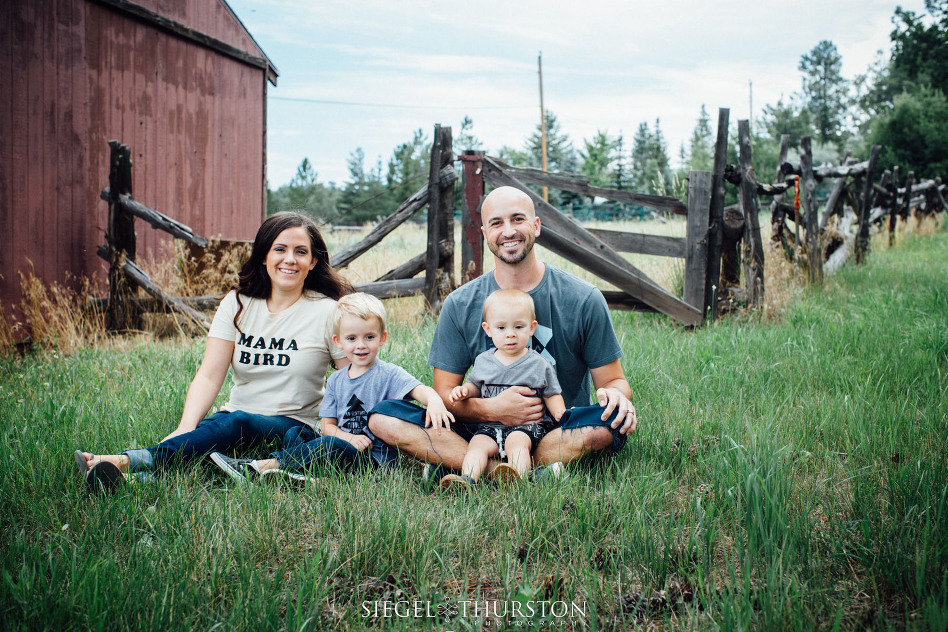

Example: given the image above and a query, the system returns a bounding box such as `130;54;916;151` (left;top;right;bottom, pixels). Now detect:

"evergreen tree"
760;96;813;147
266;157;339;221
525;110;580;205
889;1;948;96
630;121;652;191
580;130;619;194
338;148;391;223
687;104;714;171
456;116;484;152
385;129;429;207
799;40;850;146
612;134;626;190
526;110;579;174
630;119;672;194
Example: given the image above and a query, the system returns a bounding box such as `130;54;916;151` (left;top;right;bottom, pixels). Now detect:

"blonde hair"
482;288;535;322
333;292;387;334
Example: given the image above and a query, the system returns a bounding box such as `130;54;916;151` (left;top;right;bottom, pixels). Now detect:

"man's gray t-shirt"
319;360;420;464
428;264;623;408
467;349;561;423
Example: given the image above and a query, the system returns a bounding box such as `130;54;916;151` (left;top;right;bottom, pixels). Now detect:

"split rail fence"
97;117;946;332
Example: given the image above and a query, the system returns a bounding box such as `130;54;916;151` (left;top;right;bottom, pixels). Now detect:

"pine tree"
799;40;850;146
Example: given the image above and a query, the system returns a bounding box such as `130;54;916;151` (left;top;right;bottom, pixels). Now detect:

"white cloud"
229;0;928;185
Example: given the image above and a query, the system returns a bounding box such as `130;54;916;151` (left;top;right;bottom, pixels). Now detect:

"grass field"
1;227;946;630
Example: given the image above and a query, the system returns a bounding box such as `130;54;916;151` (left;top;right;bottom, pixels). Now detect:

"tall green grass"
1;231;946;630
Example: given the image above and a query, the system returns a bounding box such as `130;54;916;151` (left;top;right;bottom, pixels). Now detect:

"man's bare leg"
533;426;613;466
368;413;470;471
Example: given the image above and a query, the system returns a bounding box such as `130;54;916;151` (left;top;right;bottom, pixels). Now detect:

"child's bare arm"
449;382;481;403
544;394;567;423
319;417;372;452
409;384;456;429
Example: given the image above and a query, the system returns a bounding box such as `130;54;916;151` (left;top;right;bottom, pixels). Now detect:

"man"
369;186;637;475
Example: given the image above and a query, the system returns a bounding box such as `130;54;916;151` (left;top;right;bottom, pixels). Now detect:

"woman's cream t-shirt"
207;290;345;427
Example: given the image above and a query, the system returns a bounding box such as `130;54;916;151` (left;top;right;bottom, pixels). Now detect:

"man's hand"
596;387;637;434
490;386;544;426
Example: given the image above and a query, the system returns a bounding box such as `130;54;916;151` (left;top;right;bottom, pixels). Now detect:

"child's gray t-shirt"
319;360;420;465
467;349;561;423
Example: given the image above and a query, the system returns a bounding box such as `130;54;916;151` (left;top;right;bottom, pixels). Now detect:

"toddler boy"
440;289;565;489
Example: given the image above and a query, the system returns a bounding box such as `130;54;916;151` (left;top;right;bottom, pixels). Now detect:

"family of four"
75;186;638;491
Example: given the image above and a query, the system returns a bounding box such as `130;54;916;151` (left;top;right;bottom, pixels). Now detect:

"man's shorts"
370;399;628;455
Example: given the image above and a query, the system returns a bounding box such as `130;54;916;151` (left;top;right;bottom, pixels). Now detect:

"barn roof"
93;0;279;85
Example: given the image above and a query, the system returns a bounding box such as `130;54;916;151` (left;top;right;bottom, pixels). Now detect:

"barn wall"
0;0;269;325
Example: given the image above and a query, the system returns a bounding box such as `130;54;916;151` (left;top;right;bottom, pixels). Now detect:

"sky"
225;0;927;188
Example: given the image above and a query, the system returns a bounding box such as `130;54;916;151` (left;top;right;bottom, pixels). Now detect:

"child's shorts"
470;420;557;458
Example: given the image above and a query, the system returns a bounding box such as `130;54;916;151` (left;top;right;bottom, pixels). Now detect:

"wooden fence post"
800;137;822;284
684;170;711;316
855;145;881;263
770;134;790;251
106;140;141;331
424;125;455;314
737;120;764;307
888;167;900;246
705;107;730;321
459;150;485;283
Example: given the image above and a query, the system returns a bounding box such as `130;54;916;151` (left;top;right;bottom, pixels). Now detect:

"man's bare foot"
79;452;129;473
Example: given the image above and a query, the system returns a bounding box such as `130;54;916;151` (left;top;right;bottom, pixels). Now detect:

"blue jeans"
271;426;391;472
123;409;307;472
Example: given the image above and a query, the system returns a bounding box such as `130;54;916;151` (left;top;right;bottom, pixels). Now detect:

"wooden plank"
329;165;456;269
601;291;653;312
459;151;485;282
374;241;452;282
481;156;702;325
539;226;703;326
855;145;880;263
99;187;208;247
424;125;446;313
586;229;686;258
436;127;455;292
705;107;729;320
684;170;712;312
356;278;426;300
97;245;209;330
900;171;916;219
800;137;822;284
888;168;900;246
737;120;764;306
490;160;687;215
770;135;791;250
818;176;849;231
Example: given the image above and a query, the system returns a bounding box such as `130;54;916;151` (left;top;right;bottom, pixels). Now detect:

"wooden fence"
709;106;946;308
99;118;946;332
98;126;457;330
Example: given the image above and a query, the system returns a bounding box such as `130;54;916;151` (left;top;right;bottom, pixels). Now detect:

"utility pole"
538;52;549;202
749;79;754;132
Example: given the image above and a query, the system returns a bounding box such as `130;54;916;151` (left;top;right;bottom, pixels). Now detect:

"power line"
270;96;533;111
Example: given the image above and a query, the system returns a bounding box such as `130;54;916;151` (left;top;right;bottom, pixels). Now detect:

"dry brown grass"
15;266;106;354
139;238;251;298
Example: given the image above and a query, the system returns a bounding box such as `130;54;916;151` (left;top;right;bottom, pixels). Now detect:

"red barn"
0;0;277;323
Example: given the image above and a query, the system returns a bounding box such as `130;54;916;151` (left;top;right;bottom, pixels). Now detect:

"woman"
76;212;352;490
